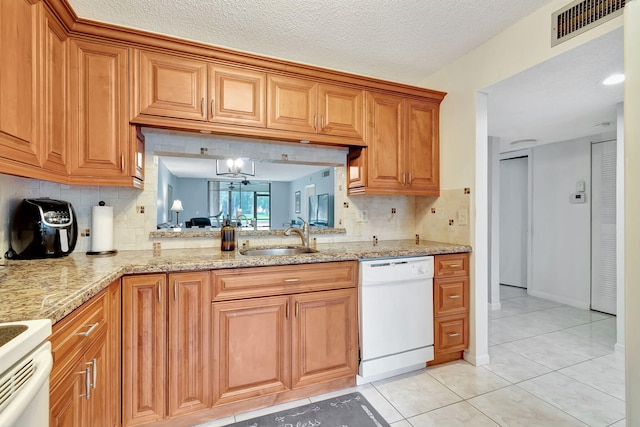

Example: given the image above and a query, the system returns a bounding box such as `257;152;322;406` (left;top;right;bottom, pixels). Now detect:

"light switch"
576;180;585;192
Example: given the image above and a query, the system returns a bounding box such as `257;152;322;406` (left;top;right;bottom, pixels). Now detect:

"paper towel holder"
87;201;118;256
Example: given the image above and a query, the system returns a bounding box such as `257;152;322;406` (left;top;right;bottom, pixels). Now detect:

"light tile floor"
197;285;625;427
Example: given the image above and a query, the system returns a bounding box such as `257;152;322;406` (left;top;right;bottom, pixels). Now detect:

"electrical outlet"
357;210;368;223
391;208;396;214
457;208;468;225
338;218;343;225
136;206;145;214
343;202;350;208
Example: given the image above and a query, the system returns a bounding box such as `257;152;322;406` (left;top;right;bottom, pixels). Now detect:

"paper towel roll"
90;205;115;254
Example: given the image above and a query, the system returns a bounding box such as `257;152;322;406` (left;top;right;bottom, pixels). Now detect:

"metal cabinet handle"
90;358;97;389
211;98;214;117
81;367;91;399
157;280;161;302
78;322;99;337
447;295;461;299
295;301;299;318
283;278;300;283
201;97;205;114
174;280;178;301
449;264;461;268
286;302;290;320
408;173;412;184
121;153;125;171
447;333;461;337
320;115;325;130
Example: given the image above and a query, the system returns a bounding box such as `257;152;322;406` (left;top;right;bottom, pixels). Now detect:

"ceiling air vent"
552;0;625;46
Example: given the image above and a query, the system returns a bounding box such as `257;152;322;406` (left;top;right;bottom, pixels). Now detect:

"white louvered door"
591;140;616;314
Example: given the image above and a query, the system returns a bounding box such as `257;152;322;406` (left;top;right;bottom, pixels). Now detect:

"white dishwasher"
358;256;434;384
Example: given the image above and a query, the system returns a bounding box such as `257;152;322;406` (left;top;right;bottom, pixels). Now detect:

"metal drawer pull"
174;279;178;301
90;358;97;389
81;367;91;399
283;278;300;283
447;295;461;299
449;264;461;268
447;333;461;337
78;322;99;337
121;153;125;171
295;301;299;317
286;302;290;320
201;97;205;114
157;280;161;302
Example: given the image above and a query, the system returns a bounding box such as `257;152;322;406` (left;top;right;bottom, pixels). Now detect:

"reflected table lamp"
171;199;184;227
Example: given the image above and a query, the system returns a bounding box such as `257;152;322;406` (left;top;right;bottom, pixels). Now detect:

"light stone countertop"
0;239;471;325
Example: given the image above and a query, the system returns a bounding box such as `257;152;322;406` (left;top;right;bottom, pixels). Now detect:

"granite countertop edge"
0;240;471;325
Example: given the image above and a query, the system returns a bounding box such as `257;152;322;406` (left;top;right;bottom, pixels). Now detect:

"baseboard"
615;343;625;354
527;289;590;309
488;302;501;310
463;350;490;366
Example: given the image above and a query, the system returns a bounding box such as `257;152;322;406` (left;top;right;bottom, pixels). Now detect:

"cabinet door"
366;92;404;189
0;0;40;167
130;125;145;182
41;7;68;175
68;39;129;180
168;272;211;417
138;50;207;120
318;84;364;139
84;330;110;427
267;75;317;134
291;289;357;389
405;99;439;194
50;358;86;427
212;296;290;405
122;274;167;426
209;64;266;127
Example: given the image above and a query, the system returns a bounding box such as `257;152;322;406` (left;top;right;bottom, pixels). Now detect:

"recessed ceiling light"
603;74;625;85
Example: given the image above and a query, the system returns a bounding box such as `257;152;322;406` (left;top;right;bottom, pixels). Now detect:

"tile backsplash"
1;129;470;254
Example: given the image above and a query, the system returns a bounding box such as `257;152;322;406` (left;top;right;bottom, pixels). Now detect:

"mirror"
157;154;338;231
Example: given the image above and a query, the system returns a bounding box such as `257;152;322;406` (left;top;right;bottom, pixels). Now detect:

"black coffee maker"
5;198;78;259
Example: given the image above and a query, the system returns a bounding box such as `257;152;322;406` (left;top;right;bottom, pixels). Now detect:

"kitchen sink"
239;246;319;256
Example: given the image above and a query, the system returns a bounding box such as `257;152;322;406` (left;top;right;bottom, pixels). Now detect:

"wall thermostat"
570;192;586;204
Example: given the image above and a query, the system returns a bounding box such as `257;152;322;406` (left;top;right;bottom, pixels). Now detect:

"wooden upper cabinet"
267;75;364;140
348;92;440;196
365;92;404;189
208;64;266;127
68;39;130;181
41;6;69;175
267;75;317;134
137;50;207;121
405;98;439;192
0;0;40;167
317;84;364;139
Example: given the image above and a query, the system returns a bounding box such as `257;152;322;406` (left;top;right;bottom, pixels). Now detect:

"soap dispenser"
220;218;235;251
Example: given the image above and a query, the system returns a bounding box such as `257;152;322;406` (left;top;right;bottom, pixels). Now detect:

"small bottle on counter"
220;218;235;251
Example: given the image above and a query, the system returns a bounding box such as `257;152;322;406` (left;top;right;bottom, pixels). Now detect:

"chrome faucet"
284;217;309;247
235;214;248;227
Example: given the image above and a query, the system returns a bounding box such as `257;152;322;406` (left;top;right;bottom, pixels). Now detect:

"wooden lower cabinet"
291;289;357;389
122;271;210;426
50;280;120;427
212;287;357;406
429;253;470;365
212;296;291;405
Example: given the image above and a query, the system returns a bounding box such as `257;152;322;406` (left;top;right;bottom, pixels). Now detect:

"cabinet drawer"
434;253;469;278
211;261;357;301
51;288;108;380
434;277;469;316
434;313;468;354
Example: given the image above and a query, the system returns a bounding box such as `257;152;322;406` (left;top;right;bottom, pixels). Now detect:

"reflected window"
208;181;271;228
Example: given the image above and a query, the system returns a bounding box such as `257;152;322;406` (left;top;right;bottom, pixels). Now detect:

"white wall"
176;178;208;224
270;181;291;228
530;137;592;308
418;0;623;366
624;1;640;421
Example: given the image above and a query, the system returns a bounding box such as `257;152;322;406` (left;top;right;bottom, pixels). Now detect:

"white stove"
0;319;52;427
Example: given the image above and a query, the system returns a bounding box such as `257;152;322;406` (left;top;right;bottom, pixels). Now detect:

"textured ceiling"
66;0;553;84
